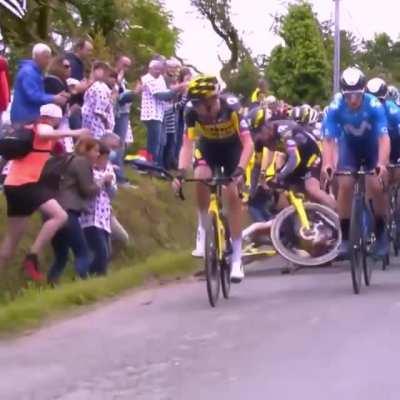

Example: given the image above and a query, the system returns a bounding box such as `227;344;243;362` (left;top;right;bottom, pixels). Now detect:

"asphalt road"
2;256;400;400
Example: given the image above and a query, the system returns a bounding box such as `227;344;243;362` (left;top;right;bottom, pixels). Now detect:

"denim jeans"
114;113;130;182
248;191;273;222
69;106;82;129
143;120;162;163
48;211;91;283
84;226;110;276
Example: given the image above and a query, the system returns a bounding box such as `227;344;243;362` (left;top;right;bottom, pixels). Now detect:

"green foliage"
266;1;331;105
0;252;199;335
224;56;261;103
0;172;197;303
0;0;179;79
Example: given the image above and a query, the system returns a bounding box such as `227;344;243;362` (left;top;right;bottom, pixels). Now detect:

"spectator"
11;43;68;124
0;54;10;129
44;55;74;152
162;58;182;169
82;62;117;140
114;55;134;183
81;142;117;276
250;78;268;109
0;104;88;281
47;136;100;284
65;39;94;129
174;67;192;164
140;59;186;163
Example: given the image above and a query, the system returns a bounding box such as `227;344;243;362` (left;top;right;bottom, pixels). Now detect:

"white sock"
232;237;242;263
198;210;208;231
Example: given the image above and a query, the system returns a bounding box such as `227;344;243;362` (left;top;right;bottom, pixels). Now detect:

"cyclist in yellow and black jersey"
249;107;336;210
173;76;254;283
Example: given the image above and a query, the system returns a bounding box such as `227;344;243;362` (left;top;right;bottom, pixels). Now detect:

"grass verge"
0;251;200;336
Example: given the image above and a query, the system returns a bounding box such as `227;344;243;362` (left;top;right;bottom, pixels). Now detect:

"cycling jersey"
324;92;389;171
185;94;250;176
383;99;400;163
324;93;388;142
185;93;250;142
254;119;321;185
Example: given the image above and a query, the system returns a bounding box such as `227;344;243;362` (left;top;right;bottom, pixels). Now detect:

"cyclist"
249;107;336;210
291;104;322;141
366;78;400;172
387;85;400;106
322;67;390;259
173;76;254;283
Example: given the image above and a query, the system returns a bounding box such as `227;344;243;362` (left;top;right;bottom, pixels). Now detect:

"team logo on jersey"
226;96;238;106
343;121;372;137
370;97;381;108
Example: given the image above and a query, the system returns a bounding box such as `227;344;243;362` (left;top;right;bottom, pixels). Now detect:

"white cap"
66;78;80;87
265;95;277;105
40;104;63;119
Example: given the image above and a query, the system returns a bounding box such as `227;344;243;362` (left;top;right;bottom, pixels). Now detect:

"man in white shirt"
140;59;187;163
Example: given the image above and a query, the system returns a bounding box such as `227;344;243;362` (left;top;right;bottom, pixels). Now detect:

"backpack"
40;154;75;191
0;124;50;160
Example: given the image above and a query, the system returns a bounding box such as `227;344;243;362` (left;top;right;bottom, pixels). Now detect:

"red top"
0;56;10;112
5;124;55;187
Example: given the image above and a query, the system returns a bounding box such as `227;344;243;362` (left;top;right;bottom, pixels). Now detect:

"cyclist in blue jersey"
322;67;390;259
366;78;400;170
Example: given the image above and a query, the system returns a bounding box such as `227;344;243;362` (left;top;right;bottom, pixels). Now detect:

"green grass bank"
0;171;199;334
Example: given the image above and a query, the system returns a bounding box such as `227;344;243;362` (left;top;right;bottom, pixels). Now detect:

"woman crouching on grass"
81;142;117;276
47;136;100;284
0;104;88;281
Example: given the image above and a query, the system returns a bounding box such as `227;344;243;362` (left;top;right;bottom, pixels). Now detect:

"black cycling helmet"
187;75;220;103
366;77;388;100
248;106;272;138
340;67;366;92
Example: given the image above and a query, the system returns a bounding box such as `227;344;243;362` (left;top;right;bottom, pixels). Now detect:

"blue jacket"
10;60;54;124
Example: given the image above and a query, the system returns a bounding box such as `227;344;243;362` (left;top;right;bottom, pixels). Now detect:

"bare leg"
30;199;67;255
305;177;337;210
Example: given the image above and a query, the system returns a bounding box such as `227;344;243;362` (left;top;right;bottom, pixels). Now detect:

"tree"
0;0;179;80
266;1;330;105
190;0;252;81
224;56;260;102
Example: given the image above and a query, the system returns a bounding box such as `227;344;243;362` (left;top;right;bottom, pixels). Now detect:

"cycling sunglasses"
342;90;364;102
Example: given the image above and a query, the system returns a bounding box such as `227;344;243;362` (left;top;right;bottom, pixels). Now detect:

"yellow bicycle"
182;169;234;307
266;181;341;266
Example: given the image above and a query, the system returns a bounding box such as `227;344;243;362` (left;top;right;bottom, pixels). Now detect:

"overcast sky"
163;0;400;74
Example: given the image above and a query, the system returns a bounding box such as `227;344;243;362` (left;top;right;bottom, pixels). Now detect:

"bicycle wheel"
394;211;400;257
350;197;363;294
361;206;373;285
270;202;341;266
220;215;231;299
205;212;221;307
362;242;373;285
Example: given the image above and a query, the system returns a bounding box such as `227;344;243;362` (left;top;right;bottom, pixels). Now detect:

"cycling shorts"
283;162;321;187
193;136;242;177
338;138;378;172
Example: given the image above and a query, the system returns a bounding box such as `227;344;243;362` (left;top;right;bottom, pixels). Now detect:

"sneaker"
230;260;244;283
336;240;350;261
23;254;45;282
192;228;205;258
371;232;390;260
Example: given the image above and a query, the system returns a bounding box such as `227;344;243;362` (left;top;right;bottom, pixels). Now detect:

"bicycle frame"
208;184;226;261
287;190;311;230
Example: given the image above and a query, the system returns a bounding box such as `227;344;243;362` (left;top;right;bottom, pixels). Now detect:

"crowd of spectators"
0;39;193;284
